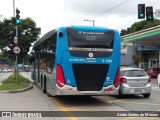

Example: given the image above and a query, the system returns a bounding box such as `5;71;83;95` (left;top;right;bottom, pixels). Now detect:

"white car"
157;73;160;87
2;68;8;73
119;67;151;98
7;69;12;72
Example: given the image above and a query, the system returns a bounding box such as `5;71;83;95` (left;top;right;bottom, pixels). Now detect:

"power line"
94;0;129;18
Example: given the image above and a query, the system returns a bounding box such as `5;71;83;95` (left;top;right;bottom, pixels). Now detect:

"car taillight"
148;77;151;83
56;65;65;87
113;67;120;88
120;77;127;83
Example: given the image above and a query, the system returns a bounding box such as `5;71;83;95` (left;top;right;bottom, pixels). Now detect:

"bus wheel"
46;91;52;97
43;79;46;93
43;88;46;93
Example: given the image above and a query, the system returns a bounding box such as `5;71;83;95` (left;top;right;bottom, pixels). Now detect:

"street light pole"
13;0;15;17
13;0;19;83
84;19;95;26
16;24;19;83
0;15;3;21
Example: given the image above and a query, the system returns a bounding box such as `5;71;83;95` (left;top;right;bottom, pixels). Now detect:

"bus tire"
41;75;43;87
43;77;46;93
46;91;52;97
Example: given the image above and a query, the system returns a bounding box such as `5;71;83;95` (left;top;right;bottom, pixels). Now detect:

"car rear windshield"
123;70;147;77
67;28;114;49
153;68;160;71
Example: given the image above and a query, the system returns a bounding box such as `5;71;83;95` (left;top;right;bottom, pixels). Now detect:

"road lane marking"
67;98;129;110
68;98;107;110
107;99;129;103
51;96;159;119
112;101;160;106
51;97;77;120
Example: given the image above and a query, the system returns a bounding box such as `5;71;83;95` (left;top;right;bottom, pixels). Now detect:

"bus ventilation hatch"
72;64;109;91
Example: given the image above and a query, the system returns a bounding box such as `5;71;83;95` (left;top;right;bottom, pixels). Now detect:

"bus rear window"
67;28;114;49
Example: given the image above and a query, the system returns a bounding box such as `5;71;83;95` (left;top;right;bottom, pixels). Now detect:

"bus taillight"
56;65;65;87
113;68;120;88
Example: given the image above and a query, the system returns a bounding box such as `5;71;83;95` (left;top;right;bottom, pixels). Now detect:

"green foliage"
141;51;159;63
0;53;12;64
120;19;160;36
0;17;40;63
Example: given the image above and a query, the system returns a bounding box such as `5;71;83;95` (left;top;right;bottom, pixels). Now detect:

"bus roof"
33;29;56;49
70;25;109;32
33;25;117;50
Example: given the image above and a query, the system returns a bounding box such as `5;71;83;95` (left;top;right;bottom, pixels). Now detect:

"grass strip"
0;74;30;91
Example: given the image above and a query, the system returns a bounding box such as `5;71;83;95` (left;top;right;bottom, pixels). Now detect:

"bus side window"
29;55;35;63
47;56;54;73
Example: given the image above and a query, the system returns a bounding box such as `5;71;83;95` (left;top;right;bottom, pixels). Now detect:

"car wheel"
143;93;151;98
118;90;122;98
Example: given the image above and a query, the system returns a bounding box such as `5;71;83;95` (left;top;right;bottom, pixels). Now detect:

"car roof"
120;67;144;71
151;68;160;69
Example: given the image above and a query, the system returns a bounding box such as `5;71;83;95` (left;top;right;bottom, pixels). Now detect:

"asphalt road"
0;72;160;120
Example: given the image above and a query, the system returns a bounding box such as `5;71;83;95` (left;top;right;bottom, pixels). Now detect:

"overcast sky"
0;0;159;36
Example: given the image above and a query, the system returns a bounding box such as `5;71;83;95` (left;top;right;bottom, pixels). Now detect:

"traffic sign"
155;9;160;18
13;46;21;54
14;36;17;44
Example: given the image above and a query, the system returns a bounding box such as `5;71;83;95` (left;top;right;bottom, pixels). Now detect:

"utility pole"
14;8;21;83
13;0;15;17
84;19;95;26
13;0;17;80
13;0;20;83
0;15;3;21
15;22;19;83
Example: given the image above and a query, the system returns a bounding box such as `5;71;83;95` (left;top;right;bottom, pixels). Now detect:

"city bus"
29;25;120;96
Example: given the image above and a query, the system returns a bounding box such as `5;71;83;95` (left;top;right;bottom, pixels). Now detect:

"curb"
1;82;33;93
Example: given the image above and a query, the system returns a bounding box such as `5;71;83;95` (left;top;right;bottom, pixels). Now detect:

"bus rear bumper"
55;85;119;96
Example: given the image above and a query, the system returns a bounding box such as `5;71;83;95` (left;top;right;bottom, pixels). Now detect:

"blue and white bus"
30;25;120;96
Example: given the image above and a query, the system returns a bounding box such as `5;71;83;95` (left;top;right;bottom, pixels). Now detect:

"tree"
120;19;160;36
0;17;40;63
0;53;12;65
